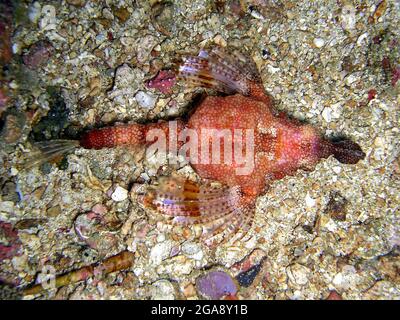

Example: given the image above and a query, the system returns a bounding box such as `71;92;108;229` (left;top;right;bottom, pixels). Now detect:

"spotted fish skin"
139;47;364;245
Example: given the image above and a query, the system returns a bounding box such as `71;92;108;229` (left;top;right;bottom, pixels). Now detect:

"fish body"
29;47;365;245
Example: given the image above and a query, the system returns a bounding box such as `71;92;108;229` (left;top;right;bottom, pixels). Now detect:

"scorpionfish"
29;47;365;246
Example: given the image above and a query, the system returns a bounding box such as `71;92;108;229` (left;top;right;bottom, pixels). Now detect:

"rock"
46;205;61;217
151;2;177;36
14;218;47;230
0;3;13;65
135;91;157;109
28;2;41;23
325;192;348;221
156;255;194;277
332;265;359;290
1;110;26;144
363;280;400;299
146;70;176;94
73;212;118;254
0;201;14;213
135;35;158;64
150;240;173;265
326;290;343;300
387;216;400;249
91;203;107;215
213;34;227;47
391;66;400;87
111;186;128;202
108;64;144;107
0;284;21;300
23;40;54;69
183;282;196;298
0;221;22;263
30;87;69;141
286;263;311;286
313;38;325;48
322;107;332;123
340;4;356;31
356;32;369;47
196;270;237;300
181;242;203;260
0;88;9;112
66;0;86;7
112;6;130;23
236;263;262;287
1;181;19;202
151;279;175;300
305;193;316;208
102;8;114;20
345;73;360;86
40;5;57;30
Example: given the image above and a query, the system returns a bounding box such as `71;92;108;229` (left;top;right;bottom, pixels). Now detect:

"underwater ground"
0;0;399;299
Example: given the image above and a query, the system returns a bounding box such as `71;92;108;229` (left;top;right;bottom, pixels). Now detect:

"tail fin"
320;138;365;164
178;47;260;95
140;175;256;246
330;139;365;164
21;140;79;169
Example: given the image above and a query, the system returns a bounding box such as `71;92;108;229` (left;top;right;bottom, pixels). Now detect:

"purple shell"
196;270;237;300
0;221;22;262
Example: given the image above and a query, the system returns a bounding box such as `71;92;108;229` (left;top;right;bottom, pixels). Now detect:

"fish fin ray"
178;47;260;95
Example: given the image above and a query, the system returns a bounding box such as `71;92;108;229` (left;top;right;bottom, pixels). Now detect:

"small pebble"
287;263;311;286
151;280;175;300
135;91;157;109
313;38;325;48
66;0;86;7
341;4;356;30
28;2;41;23
326;290;343;300
236;263;262;287
321;107;332;123
305;193;316;208
46;205;61;217
40;5;56;30
111;186;128;202
182;242;203;260
150;241;173;265
91;203;107;215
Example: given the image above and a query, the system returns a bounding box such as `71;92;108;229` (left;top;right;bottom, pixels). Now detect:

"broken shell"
196;270;237;300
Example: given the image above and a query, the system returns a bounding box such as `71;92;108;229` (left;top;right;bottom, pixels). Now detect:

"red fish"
27;47;365;246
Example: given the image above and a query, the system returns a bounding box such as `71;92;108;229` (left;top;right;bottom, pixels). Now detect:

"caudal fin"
320;138;365;164
21;139;79;169
178;47;260;95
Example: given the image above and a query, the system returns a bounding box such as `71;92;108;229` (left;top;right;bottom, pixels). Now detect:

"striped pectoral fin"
141;175;256;246
201;195;256;247
178;47;261;96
